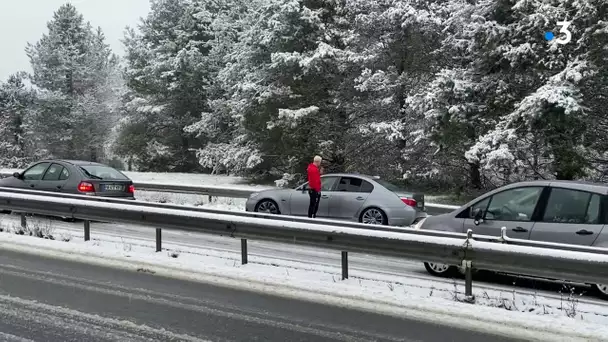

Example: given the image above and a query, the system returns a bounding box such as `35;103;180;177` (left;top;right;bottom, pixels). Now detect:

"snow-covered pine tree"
406;0;607;189
461;0;608;183
338;0;445;180
119;0;216;172
26;4;123;162
188;0;355;180
0;73;37;168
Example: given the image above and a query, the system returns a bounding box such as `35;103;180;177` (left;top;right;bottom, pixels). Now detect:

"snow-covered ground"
135;190;246;211
0;215;607;341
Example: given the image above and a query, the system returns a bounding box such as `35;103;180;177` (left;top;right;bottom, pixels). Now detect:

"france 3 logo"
544;21;572;45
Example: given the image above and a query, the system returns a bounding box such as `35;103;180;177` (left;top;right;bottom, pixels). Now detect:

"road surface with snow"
1;213;601;306
0;248;521;342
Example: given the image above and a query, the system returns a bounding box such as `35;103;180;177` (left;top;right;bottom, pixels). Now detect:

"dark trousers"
308;190;321;218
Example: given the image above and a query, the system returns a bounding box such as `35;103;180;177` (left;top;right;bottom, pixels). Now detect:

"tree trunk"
469;162;482;189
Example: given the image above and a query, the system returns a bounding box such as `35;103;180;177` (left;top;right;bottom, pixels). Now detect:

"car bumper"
383;205;428;227
244;198;256;212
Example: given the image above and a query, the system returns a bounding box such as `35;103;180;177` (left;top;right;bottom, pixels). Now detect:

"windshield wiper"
79;167;103;180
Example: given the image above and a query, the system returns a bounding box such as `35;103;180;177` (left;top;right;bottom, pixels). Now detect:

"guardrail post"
156;228;162;252
341;251;348;279
84;220;90;241
463;229;475;303
20;213;26;230
241;238;248;264
464;260;473;297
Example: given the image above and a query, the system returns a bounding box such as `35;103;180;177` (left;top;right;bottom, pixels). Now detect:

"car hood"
418;213;461;233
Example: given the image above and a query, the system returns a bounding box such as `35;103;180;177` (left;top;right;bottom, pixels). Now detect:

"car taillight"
128;185;134;193
401;197;417;207
77;181;95;193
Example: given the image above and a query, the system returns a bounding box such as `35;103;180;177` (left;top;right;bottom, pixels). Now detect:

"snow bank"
0;219;607;341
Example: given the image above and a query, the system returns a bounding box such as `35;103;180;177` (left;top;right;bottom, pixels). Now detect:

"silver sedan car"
415;179;608;298
245;173;426;226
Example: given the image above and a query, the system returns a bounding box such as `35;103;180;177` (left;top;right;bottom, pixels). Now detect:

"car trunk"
79;179;134;198
395;191;425;213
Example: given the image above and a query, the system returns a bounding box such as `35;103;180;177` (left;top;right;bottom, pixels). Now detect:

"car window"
360;180;374;193
468;197;491;219
79;165;128;180
59;167;70;181
336;177;363;192
321;176;338;191
543;188;600;224
484;187;543;221
297;176;338;191
23;162;50;181
42;163;63;181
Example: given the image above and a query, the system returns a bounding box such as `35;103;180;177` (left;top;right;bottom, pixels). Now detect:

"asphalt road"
0;249;526;342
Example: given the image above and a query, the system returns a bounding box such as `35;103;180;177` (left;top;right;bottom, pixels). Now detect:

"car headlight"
249;192;260;199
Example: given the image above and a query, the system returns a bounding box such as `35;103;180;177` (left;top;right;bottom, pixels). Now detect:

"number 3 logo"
555;21;572;45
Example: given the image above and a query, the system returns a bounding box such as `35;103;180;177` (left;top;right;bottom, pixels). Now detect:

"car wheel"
359;207;388;225
254;199;281;214
424;262;457;277
593;284;608;299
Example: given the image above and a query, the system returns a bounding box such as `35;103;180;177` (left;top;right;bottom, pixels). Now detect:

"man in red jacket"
307;155;322;218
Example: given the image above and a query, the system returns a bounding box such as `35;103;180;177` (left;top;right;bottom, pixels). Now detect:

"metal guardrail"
1;190;608;301
0;171;462;215
0;186;423;235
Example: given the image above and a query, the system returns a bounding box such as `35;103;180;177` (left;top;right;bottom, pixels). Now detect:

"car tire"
592;284;608;299
359;207;388;225
424;262;458;277
254;199;281;215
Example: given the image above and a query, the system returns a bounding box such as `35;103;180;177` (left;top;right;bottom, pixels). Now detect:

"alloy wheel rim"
427;263;450;273
258;201;278;214
362;209;383;224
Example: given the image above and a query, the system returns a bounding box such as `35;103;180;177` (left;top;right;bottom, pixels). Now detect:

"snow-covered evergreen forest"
0;0;606;193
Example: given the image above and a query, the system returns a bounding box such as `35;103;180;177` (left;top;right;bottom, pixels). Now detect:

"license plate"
417;202;423;207
104;184;123;191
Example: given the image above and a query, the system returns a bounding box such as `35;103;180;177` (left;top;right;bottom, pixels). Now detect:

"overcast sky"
0;0;151;82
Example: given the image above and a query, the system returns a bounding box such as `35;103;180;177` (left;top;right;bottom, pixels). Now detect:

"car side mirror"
473;208;484;226
12;172;21;179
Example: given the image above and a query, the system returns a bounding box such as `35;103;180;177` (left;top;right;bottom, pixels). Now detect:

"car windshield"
79;165;128;180
374;179;404;192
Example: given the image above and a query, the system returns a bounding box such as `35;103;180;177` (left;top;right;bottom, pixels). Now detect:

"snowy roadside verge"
0;220;607;341
134;190;246;211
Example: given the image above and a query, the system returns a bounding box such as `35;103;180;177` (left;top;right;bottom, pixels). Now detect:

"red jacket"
307;163;321;192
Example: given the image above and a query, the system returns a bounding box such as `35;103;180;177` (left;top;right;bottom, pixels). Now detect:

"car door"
288;176;339;217
529;187;604;246
462;186;544;239
17;162;52;190
37;163;70;192
328;176;372;220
